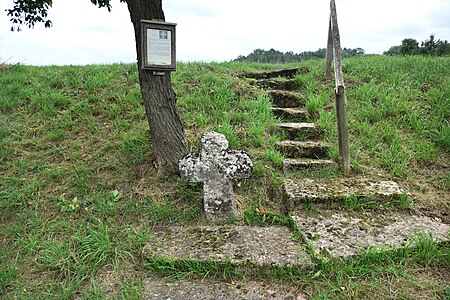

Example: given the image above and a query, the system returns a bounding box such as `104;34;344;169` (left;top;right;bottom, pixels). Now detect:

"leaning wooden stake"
325;15;333;79
330;0;351;173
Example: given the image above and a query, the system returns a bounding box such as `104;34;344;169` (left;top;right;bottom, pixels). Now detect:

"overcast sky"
0;0;449;65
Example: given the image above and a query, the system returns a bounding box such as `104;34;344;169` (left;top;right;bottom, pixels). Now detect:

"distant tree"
435;40;450;56
400;38;420;55
353;48;365;56
384;34;450;57
6;0;187;176
383;45;401;56
420;34;437;55
420;34;450;56
234;47;364;63
343;47;365;57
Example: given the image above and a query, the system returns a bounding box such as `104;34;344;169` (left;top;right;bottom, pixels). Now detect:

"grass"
1;56;449;299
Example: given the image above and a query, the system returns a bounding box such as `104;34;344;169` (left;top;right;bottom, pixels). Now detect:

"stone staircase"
139;68;449;299
253;68;448;260
263;71;334;173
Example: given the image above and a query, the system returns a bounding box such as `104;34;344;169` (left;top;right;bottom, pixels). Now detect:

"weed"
56;195;81;212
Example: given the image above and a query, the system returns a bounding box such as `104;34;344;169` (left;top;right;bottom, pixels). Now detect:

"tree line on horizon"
235;34;449;63
384;34;450;56
233;47;364;64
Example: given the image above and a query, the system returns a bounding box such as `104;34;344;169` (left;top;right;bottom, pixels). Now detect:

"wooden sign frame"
141;20;176;71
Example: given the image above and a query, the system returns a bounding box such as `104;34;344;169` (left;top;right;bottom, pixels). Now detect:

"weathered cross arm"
179;132;253;223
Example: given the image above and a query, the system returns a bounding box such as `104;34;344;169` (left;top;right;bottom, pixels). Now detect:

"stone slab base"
291;208;449;258
143;225;311;271
275;141;329;159
268;90;305;106
142;278;307;300
272;107;307;120
275;122;321;140
283;158;335;173
240;67;305;79
284;177;406;207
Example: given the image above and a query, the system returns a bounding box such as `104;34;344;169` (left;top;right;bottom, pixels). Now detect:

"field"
0;55;449;299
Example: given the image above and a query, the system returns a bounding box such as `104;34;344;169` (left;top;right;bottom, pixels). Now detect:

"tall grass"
0;56;449;298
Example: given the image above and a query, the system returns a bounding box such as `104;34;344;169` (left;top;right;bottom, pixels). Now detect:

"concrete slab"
240;67;306;79
142;278;308;300
284;177;406;208
275;123;321;140
268;90;305;107
143;225;311;271
272;107;307;120
275;141;329;159
283;158;335;173
291;208;449;258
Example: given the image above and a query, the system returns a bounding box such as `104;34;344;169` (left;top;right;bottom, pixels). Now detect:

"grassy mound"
0;56;448;299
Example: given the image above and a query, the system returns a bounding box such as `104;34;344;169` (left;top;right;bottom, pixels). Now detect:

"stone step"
275;122;321;140
283;158;335;173
240;67;309;79
268;90;306;107
252;79;298;91
291;208;449;259
275;140;329;159
142;278;308;300
142;225;312;275
284;177;407;209
272;107;308;121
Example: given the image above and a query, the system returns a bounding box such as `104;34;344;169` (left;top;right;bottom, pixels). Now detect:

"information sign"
141;20;176;71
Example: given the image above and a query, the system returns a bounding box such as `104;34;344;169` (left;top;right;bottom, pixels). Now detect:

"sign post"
141;20;176;72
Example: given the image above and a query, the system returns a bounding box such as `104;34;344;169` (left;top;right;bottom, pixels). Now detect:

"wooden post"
325;14;333;79
335;89;351;173
330;0;351;173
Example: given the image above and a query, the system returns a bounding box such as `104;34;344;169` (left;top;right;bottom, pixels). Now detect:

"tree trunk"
126;0;188;177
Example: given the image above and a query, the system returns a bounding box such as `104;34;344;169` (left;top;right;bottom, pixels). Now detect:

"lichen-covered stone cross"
179;132;253;223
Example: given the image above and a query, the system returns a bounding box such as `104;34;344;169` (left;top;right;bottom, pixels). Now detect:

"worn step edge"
272;107;308;120
252;79;298;91
275;140;330;159
268;90;306;107
142;225;313;275
290;208;449;259
240;67;308;79
284;177;408;209
268;90;302;96
275;122;322;140
283;158;335;173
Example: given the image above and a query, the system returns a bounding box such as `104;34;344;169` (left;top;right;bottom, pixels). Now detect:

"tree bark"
126;0;188;177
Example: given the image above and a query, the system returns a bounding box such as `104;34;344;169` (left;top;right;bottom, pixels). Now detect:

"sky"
0;0;449;65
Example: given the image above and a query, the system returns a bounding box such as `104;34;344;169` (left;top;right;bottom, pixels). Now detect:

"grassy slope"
0;56;449;299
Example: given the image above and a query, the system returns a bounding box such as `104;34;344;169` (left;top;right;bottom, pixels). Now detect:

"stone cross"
179;132;253;223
